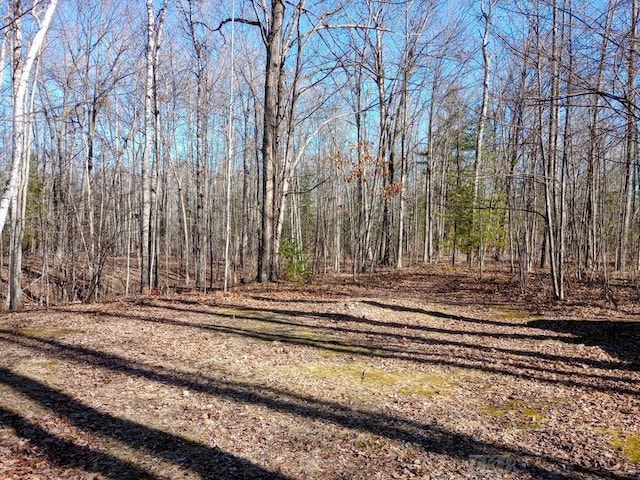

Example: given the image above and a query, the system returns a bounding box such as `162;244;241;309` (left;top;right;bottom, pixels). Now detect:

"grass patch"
492;306;538;321
261;325;334;342
207;312;376;354
17;358;60;371
248;325;346;349
479;400;547;429
298;361;457;397
239;322;374;354
611;431;640;463
0;328;82;339
216;307;275;320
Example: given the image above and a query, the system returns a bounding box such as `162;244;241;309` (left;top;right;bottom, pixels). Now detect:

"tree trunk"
542;0;564;300
4;0;57;310
473;0;493;267
0;0;57;238
423;64;440;264
141;0;156;293
617;0;638;271
257;0;285;282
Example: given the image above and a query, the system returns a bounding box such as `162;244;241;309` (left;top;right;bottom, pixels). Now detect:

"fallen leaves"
0;269;638;479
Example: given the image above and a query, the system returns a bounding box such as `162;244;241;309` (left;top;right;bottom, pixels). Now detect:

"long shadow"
151;298;569;343
0;338;629;480
138;312;640;396
248;295;341;305
0;407;161;479
528;319;640;365
0;368;289;480
363;301;640;365
362;299;529;328
365;301;640;366
50;307;640;396
150;302;640;380
211;303;640;371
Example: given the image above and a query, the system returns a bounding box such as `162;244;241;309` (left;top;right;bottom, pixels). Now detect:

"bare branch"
212;17;262;33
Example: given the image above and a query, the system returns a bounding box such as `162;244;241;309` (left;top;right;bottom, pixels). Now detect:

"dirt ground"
0;266;639;479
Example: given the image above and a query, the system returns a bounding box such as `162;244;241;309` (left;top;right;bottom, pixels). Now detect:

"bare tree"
2;0;58;309
617;0;638;270
141;0;168;293
472;0;495;268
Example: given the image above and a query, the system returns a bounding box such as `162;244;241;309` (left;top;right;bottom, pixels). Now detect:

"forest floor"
0;266;639;479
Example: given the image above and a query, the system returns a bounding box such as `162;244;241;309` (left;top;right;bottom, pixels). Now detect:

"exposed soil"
0;266;639;479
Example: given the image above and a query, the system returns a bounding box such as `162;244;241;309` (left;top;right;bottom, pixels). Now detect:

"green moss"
479;400;547;429
0;328;82;339
265;326;330;341
216;307;274;319
480;404;506;416
300;361;457;397
250;326;343;348
611;431;640;463
215;308;379;356
326;344;375;355
493;306;540;321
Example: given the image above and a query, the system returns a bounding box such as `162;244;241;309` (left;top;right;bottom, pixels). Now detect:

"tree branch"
213;17;262;33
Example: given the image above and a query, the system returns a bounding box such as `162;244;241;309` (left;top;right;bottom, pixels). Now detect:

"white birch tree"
2;0;57;309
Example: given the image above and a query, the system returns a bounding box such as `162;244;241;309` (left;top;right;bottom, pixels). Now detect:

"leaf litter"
0;268;639;479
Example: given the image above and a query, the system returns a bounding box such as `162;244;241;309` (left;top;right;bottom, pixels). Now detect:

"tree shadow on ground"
155;300;639;378
359;300;640;368
361;300;526;328
0;335;629;480
358;300;640;370
0;367;290;480
0;407;161;479
527;319;640;366
248;295;341;305
152;297;561;341
168;300;639;375
55;304;640;396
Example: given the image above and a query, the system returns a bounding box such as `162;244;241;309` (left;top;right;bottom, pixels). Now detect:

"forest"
0;0;638;309
1;2;640;479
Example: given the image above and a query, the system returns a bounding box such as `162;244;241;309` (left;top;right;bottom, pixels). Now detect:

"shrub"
278;240;311;284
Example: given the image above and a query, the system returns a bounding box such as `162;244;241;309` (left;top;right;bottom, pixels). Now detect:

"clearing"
0;267;639;479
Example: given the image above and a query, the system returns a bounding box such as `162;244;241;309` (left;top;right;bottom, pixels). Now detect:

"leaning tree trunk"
3;0;58;310
0;0;58;239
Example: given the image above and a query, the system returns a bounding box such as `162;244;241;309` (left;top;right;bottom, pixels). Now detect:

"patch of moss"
247;325;343;348
35;359;61;371
329;344;376;355
479;400;547;429
217;307;275;320
611;431;640;463
301;361;457;397
216;309;378;356
493;306;541;321
0;328;82;339
263;326;332;341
